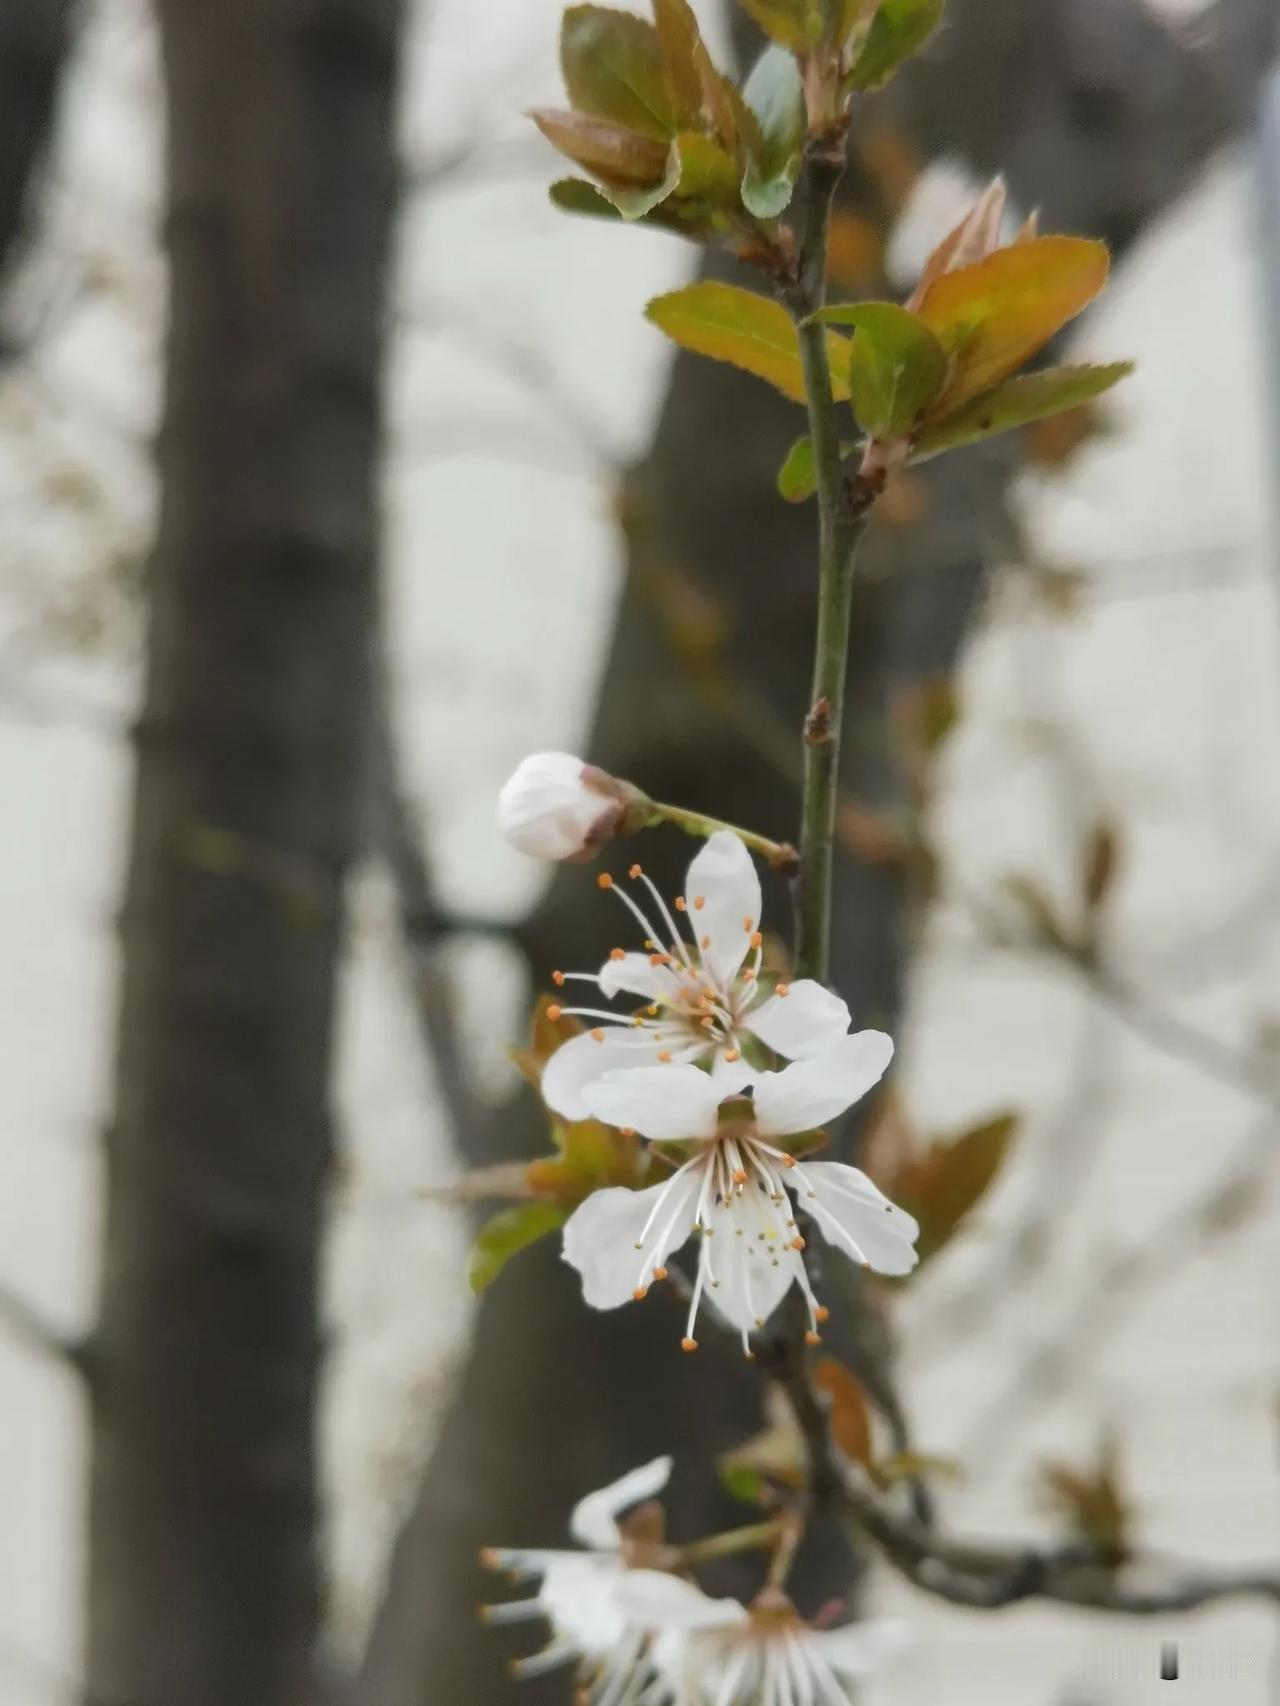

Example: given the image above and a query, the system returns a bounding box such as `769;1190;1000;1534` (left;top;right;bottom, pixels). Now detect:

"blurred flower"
542;831;851;1120
482;1455;690;1698
498;751;636;862
617;1580;909;1705
561;1034;918;1352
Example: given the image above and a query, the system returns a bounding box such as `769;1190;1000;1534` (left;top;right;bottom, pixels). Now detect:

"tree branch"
834;1454;1280;1613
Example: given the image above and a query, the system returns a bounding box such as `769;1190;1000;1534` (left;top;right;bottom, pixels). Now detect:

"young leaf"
468;1200;569;1293
813;1358;874;1466
561;5;674;142
734;0;819;52
894;1112;1018;1265
549;176;705;238
652;0;706;126
912;362;1132;460
669;131;740;202
810;300;946;439
845;0;943;91
646;281;851;405
918;238;1112;413
531;108;671;186
741;45;805;218
776;433;858;502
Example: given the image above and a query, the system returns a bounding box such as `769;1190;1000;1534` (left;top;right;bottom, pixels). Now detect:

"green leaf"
734;0;820;51
845;0;944;91
669;131;740;202
776;433;859;502
652;0;706;126
468;1200;569;1293
646;282;850;405
918;238;1112;413
741;45;805;218
561;5;674;141
810;300;946;439
912;362;1132;460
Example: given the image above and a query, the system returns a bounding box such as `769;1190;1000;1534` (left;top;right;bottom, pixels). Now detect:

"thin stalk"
674;1520;785;1568
649;800;797;870
786;143;875;982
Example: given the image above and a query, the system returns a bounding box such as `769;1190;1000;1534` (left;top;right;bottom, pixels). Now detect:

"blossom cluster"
482;1457;908;1704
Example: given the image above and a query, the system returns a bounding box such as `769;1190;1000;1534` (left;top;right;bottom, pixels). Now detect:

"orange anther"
791;1237;806;1251
693;896;706;911
732;1169;748;1185
781;1153;797;1168
741;969;757;982
815;1305;830;1323
658;1049;672;1063
552;970;565;986
633;1286;649;1301
653;1266;668;1281
724;1049;741;1063
775;983;790;998
591;1027;605;1042
701;1016;716;1029
681;1337;698;1353
629;863;643;879
598;873;614;889
750;932;763;949
546;1004;563;1021
610;947;625;961
674;896;687;912
805;1330;822;1346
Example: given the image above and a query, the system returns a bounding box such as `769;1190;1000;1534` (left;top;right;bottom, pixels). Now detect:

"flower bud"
497;752;642;862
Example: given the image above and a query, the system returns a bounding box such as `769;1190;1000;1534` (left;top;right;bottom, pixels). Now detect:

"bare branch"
836;1455;1280;1613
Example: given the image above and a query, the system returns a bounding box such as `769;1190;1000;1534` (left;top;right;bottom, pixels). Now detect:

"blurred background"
1;0;1280;1702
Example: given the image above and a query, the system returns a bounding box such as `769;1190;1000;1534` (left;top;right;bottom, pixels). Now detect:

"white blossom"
498;751;630;862
482;1456;687;1700
542;831;852;1120
561;1034;918;1353
615;1578;910;1705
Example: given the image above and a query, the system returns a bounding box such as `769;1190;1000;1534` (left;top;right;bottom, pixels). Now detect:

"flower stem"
648;800;798;872
786;141;877;984
674;1519;784;1568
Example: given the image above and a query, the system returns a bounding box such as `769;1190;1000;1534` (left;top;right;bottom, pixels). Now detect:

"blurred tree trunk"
87;2;402;1703
0;0;73;293
361;3;1274;1703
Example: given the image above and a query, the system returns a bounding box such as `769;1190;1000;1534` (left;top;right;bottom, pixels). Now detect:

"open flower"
542;831;851;1120
561;1034;918;1352
616;1579;909;1705
498;751;638;862
482;1456;686;1698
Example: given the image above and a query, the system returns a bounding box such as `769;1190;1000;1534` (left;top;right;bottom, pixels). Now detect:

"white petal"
803;1619;912;1679
598;951;684;1004
583;1064;723;1141
799;1161;919;1277
703;1189;801;1335
497;751;619;861
539;1556;628;1655
541;1029;667;1121
745;980;850;1060
561;1175;700;1309
709;1049;760;1094
613;1569;748;1632
752;1031;894;1138
568;1455;674;1550
684;831;761;988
